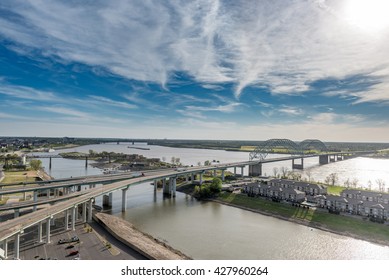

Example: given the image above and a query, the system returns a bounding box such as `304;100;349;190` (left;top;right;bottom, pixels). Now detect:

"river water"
35;143;389;259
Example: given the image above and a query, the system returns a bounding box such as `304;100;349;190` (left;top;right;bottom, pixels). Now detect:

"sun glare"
343;0;389;32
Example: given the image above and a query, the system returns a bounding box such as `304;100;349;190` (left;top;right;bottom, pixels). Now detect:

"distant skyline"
1;0;389;142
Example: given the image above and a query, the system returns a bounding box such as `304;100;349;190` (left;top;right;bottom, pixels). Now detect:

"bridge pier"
71;206;76;231
337;155;343;161
329;155;336;162
319;155;329;164
213;170;217;177
14;209;19;218
249;163;262;176
33;191;38;211
221;169;225;181
82;202;87;222
199;173;203;185
103;193;113;207
38;221;43;243
241;166;244;177
153;180;158;191
234;167;237;176
14;231;21;259
64;209;69;230
85;157;88;168
163;178;168;193
49;157;52;169
46;217;52;243
1;239;8;259
292;158;304;170
122;187;129;212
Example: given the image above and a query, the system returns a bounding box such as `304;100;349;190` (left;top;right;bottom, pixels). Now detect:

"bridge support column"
199;173;203;185
154;180;158;191
82;202;87;222
122;187;129;212
49;157;52;169
47;189;50;198
234;167;237;176
191;173;195;182
85;157;88;168
221;170;225;181
2;239;8;259
186;174;189;182
292;158;304;170
103;193;113;207
329;155;336;162
64;209;69;230
0;187;2;201
71;206;76;231
88;199;93;222
38;221;43;243
23;191;27;201
337;155;343;161
46;217;52;243
319;155;329;164
172;178;177;197
14;209;20;218
249;164;262;176
241;166;244;177
162;178;168;194
33;191;38;211
14;231;21;260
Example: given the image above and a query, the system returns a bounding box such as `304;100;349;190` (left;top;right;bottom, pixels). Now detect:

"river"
35;143;389;259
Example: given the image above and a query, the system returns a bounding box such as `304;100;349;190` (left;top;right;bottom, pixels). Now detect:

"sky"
1;0;389;142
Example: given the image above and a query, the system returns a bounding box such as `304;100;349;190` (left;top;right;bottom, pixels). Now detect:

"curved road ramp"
94;213;191;260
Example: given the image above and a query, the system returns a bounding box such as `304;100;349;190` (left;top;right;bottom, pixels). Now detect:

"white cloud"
0;84;59;102
1;0;388;103
88;95;138;110
185;102;242;113
278;106;303;116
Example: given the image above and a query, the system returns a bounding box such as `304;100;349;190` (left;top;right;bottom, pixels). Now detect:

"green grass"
2;171;38;185
217;192;389;245
326;185;345;195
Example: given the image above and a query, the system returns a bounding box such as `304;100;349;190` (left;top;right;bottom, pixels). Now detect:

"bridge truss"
249;138;328;161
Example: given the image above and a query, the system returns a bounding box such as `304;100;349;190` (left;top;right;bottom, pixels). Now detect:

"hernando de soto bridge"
0;138;374;259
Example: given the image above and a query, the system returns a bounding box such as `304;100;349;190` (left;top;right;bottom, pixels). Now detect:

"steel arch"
299;139;328;153
249;139;302;161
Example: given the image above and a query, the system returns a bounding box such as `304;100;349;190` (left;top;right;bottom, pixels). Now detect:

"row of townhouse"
244;182;307;203
268;179;327;196
341;189;389;204
316;189;389;220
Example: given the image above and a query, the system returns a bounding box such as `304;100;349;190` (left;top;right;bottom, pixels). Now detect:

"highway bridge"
0;139;373;259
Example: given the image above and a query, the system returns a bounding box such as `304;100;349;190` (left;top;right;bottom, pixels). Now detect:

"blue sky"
1;0;389;141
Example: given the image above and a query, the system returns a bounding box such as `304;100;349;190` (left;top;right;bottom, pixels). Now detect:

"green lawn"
217;192;389;245
2;171;38;185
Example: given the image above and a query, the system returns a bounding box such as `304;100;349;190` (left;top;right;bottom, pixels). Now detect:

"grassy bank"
1;171;39;184
217;192;389;247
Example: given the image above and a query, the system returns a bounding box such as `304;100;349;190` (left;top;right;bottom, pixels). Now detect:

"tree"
174;157;181;165
351;178;359;189
161;156;166;162
272;167;279;178
171;157;176;165
376;179;386;192
344;178;351;188
197;161;202;166
280;166;289;178
305;169;312;182
30;159;42;171
204;160;211;166
209;178;222;194
325;173;338;186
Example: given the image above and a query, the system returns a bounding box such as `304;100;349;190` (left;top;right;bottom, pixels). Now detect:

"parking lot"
10;220;147;260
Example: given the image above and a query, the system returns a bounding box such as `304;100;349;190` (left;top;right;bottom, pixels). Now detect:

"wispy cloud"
88;95;138;110
186;102;242;113
1;0;388;102
278;106;303;116
0;83;59;102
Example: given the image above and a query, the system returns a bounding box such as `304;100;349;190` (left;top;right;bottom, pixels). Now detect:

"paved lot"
6;220;147;260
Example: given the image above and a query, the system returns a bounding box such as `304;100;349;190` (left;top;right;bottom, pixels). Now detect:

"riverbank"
177;184;389;248
94;212;191;260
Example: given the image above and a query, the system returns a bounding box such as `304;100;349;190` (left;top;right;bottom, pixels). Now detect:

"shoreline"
93;212;191;260
176;185;389;248
213;198;389;248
